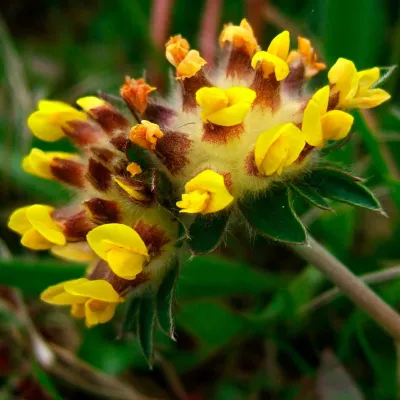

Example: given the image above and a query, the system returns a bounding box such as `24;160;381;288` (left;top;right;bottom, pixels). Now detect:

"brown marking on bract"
50;158;85;188
245;149;259;176
62;120;103;146
90;147;115;163
88;260;149;294
144;103;176;127
221;172;233;192
84;198;120;224
284;62;305;95
156;130;192;175
297;143;315;163
134;220;170;257
225;47;254;79
327;91;339;111
202;122;244;144
110;134;129;153
86;158;112;192
89;106;130;134
251;70;281;112
180;70;211;112
58;211;96;241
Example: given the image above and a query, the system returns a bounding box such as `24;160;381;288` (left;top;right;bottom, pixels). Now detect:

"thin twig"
289;235;400;341
301;266;400;314
246;0;265;40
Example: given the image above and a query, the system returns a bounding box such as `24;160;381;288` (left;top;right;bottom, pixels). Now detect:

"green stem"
289;235;400;341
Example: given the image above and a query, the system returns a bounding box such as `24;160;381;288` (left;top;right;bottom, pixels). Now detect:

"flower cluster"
8;18;390;328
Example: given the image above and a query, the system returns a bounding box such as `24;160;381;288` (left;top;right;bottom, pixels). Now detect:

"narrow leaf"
305;167;383;213
137;296;156;367
119;296;141;337
290;183;332;210
188;212;229;254
239;186;307;244
156;262;179;339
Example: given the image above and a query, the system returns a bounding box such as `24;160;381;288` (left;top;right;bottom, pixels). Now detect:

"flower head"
120;77;156;114
8;205;66;250
328;58;391;109
196;87;256;126
41;278;123;327
177;170;234;214
130;120;164;150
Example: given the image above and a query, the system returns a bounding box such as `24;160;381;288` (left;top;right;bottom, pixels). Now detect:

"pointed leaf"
290;183;332;210
119;296;141;337
188;212;229;254
156;262;179;338
152;169;176;209
137;296;156;367
305;167;383;213
238;186;307;244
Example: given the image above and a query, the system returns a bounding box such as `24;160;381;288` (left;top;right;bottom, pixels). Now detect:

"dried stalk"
289;235;400;341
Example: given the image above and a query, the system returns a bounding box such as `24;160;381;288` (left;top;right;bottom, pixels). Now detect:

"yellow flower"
165;35;190;67
328;58;391;109
176;50;207;79
129;120;164;150
251;31;290;80
22;148;78;180
302;86;354;148
286;36;326;78
255;123;305;176
41;278;123;327
27;100;87;142
196;86;256;126
86;224;149;280
219;18;258;56
8;205;66;250
177;170;234;214
51;242;96;262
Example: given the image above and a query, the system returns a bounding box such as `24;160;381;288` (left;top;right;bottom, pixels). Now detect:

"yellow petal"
357;67;380;91
26;205;66;246
41;281;87;305
184;170;234;214
165;35;190;67
176;50;207;78
347;88;391;109
76;96;106;111
321;110;354;141
176;190;210;213
113;177;150;202
64;278;121;303
207;102;252;126
107;248;145;280
328;58;359;106
87;223;149;262
267;30;290;60
225;87;257;105
85;299;117;327
51;242;96;262
255;123;304;175
38;100;78;112
8;206;32;235
196;87;229;118
251;51;290;80
21;228;53;250
301;86;330;147
71;303;86;318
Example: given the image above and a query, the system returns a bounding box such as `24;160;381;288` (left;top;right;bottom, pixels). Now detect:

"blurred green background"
0;0;400;398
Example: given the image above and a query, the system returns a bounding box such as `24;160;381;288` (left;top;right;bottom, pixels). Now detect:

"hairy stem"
289;235;400;341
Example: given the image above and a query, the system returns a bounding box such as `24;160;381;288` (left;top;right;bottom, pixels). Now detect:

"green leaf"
238;186;307;244
305;167;383;213
177;255;285;299
188;212;229;254
151;169;176;210
290;183;332;210
156;263;179;338
31;362;63;400
137;296;156;367
119;296;141;337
